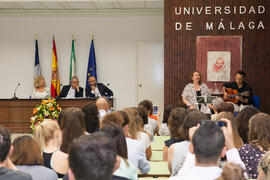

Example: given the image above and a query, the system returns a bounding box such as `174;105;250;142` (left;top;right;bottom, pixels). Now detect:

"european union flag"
86;39;97;89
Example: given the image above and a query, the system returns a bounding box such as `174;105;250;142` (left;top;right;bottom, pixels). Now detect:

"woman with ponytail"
33;119;68;178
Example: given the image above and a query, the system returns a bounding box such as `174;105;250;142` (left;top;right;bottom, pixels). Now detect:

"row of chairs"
139;136;170;179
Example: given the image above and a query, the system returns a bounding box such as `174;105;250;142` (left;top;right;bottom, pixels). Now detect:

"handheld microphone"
12;83;21;99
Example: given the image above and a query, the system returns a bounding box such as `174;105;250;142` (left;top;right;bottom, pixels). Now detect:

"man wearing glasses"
59;76;84;98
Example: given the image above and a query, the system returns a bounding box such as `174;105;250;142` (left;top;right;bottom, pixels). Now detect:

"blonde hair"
33;119;60;149
34;75;46;88
217;162;246;180
259;151;270;179
123;107;142;140
216;112;244;149
248;113;270;151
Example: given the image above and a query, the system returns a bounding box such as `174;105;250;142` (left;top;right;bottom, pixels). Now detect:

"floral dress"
238;144;264;179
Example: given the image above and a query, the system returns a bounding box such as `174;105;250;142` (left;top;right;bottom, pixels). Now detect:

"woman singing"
182;71;211;114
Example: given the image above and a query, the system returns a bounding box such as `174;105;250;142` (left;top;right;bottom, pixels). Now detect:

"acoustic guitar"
223;88;250;104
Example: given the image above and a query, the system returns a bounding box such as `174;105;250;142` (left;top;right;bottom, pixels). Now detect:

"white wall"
0;15;163;110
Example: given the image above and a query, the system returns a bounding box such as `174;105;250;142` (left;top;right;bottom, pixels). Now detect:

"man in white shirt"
170;118;246;180
59;76;83;98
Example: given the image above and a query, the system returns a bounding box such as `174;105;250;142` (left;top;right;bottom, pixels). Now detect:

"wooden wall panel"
164;0;270;113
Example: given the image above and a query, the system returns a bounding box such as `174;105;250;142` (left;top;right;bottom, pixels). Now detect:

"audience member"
0;126;32;180
216;102;234;114
123;108;152;160
238;113;270;179
102;111;150;174
258;151;270;180
235;106;260;144
60;107;85;153
217;163;247;180
11;135;58;180
82;103;99;133
169;119;246;180
68;133;123;180
101;123;137;180
168;110;208;175
31;75;50;99
59;76;83;98
209;97;224;120
33;119;68;178
96;97;110;120
159;104;173;136
137;107;154;141
138;100;159;135
216;112;243;148
163;107;188;161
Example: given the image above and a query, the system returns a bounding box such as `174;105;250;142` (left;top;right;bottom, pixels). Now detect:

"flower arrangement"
30;97;61;130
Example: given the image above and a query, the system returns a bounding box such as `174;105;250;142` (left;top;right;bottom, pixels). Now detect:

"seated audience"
96;97;110;120
163;107;188;161
11;135;58;180
209;97;224;120
238;113;270;179
60;107;86;153
82;103;99;133
101;123;137;180
168;110;208;175
33;119;68;178
258;151;270;180
59;76;83;98
159;104;173;136
102;111;150;174
86;76;113;98
68;133;125;180
216;102;235;114
123;108;152;160
137;107;154;141
0;125;32;180
216;112;243;149
235;106;260;144
170;119;246;180
217;163;247;180
138;100;159;135
31;75;50;99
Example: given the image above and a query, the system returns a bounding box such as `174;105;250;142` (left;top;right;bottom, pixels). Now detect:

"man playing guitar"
222;70;253;112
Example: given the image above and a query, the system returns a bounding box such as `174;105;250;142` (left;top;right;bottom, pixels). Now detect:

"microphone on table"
12;83;21;99
106;83;111;86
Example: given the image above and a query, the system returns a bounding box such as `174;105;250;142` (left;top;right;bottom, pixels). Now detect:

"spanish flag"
51;37;60;98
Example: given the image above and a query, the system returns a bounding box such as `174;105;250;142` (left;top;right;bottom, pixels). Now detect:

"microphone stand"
12;83;20;99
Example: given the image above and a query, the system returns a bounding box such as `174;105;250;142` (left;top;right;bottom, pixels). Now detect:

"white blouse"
31;87;50;99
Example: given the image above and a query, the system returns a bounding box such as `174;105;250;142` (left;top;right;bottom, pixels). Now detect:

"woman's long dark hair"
60;107;85;153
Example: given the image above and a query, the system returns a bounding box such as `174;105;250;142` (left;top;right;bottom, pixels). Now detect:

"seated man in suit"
86;76;113;98
59;76;83;98
222;70;253;112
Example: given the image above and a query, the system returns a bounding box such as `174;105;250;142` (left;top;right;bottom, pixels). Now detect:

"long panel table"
0;98;113;133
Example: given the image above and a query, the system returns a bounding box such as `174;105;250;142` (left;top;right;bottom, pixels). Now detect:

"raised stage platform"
0;98;113;133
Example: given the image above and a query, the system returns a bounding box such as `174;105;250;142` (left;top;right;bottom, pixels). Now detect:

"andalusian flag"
85;39;97;89
69;38;76;81
51;37;60;98
34;38;41;78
